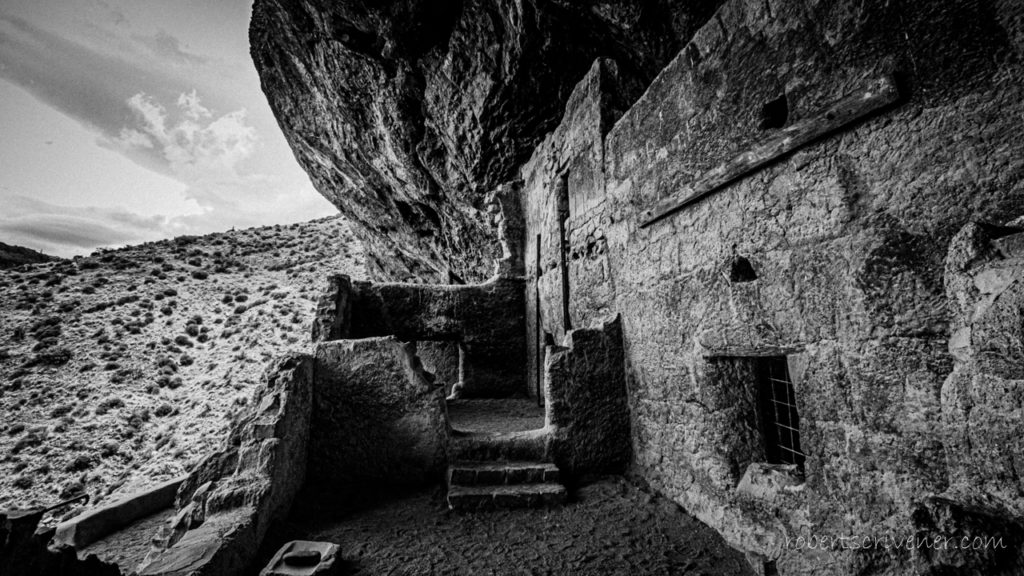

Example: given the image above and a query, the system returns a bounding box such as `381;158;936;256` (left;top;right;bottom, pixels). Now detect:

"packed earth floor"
251;477;755;576
446;399;546;434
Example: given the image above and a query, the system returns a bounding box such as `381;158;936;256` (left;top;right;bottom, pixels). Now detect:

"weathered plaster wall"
522;0;1024;573
309;337;448;489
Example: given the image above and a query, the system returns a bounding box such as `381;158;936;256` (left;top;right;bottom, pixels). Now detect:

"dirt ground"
255;477;755;576
446;399;545;434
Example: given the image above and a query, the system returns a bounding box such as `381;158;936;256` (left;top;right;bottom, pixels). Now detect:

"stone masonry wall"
522;59;628;400
522;0;1024;573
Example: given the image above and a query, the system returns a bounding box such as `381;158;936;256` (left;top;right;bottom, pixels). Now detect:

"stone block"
52;476;184;550
260;541;340;576
735;463;805;503
310;338;447;489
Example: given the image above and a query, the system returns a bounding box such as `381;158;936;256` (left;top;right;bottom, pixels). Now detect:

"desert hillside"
0;216;364;522
0;242;58;269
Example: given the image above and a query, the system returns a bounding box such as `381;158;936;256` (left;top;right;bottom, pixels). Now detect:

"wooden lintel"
638;74;901;228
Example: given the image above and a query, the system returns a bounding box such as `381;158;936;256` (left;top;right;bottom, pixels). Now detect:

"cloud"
0;16;185;140
134;29;207;65
0;189;335;259
0;11;339;258
110;90;259;197
0;196;173;257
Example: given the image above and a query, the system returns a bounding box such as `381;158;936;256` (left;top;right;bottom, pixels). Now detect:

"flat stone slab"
53;476;185;550
447;483;567;511
448;461;560;486
260;540;340;576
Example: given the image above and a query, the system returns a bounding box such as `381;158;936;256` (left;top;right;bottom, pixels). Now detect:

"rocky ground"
255;477;754;576
0;216;364;522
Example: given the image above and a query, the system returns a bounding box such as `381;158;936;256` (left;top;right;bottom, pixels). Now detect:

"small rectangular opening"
758;357;805;468
556;173;571;333
705;355;806;480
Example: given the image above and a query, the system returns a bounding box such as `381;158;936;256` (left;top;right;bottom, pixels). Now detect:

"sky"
0;0;337;258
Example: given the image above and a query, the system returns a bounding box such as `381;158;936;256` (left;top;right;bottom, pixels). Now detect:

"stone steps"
447;482;567;511
448;460;560;486
448;428;551;462
446;460;566;511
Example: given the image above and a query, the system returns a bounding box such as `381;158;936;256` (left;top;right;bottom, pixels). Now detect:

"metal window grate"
759;357;805;468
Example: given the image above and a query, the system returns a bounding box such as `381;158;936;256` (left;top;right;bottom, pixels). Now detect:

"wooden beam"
638;75;901;228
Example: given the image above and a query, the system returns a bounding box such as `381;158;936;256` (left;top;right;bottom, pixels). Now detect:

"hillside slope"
0;242;58;269
0;216;364;521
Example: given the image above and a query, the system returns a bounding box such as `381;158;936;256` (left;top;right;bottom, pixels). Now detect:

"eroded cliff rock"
250;0;723;282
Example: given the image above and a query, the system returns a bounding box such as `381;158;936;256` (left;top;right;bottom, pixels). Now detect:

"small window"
729;255;757;283
758;357;805;468
759;94;789;130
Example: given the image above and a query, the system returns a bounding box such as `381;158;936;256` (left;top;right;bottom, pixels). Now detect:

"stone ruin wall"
314;273;528;399
522;0;1024;573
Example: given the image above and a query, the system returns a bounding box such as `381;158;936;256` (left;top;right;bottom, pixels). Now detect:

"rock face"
250;0;724;282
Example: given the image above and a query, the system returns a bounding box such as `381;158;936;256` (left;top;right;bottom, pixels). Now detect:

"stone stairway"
446;460;566;511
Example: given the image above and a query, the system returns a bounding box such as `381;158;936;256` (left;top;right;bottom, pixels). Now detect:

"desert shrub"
110;367;142;384
174;335;193;347
30;316;62;340
95;397;125;415
65;454;94;472
50;404;74;418
154;403;174;417
25;346;73;367
11;427;47;454
99;441;119;458
13;475;32;489
191;270;208;280
59;482;85;500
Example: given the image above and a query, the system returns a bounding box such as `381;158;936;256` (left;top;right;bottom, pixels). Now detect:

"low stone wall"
546;315;631;477
308;337;448;489
135;353;313;576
